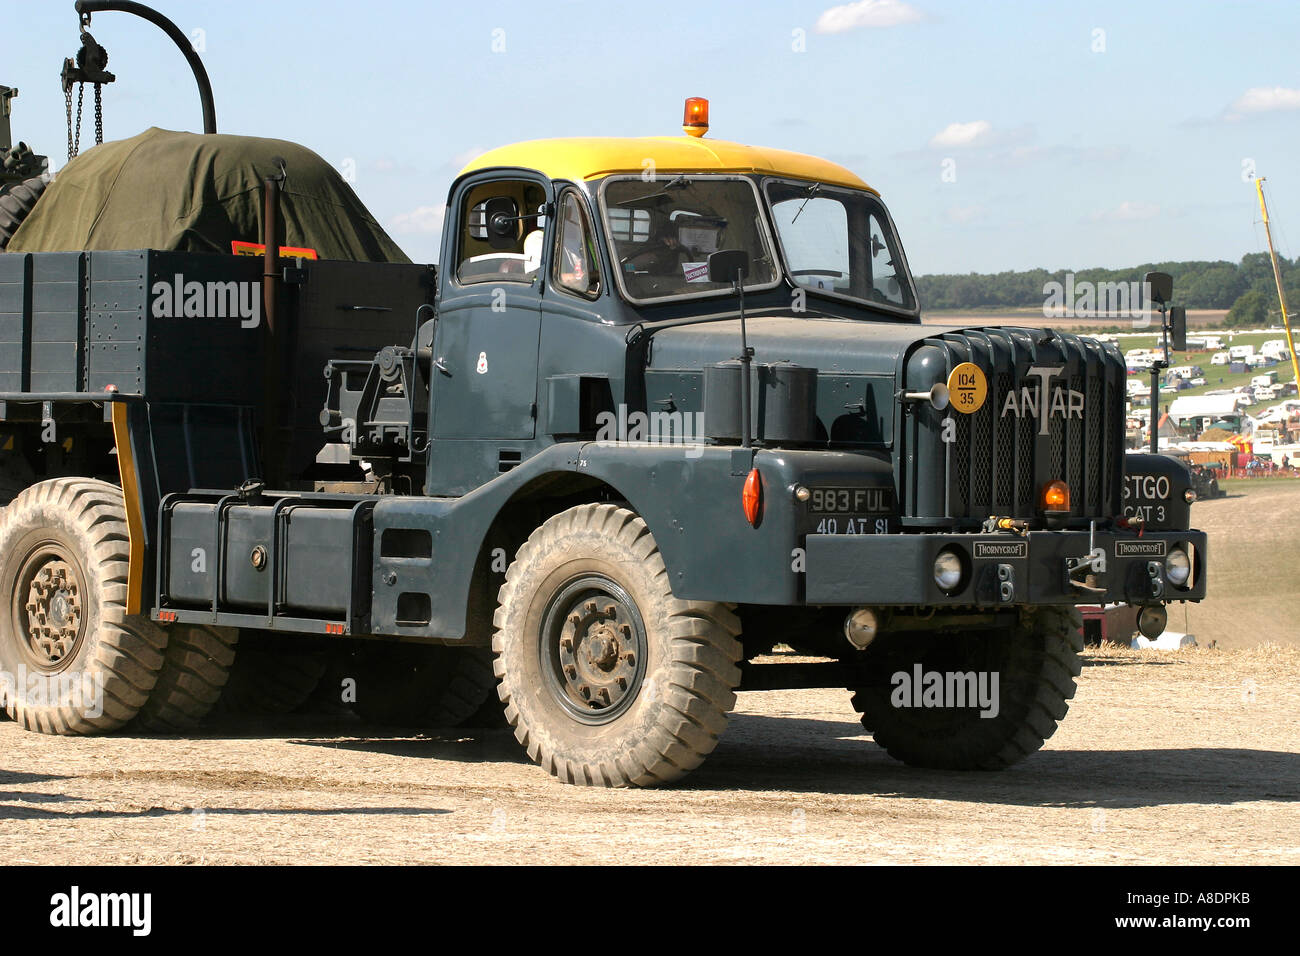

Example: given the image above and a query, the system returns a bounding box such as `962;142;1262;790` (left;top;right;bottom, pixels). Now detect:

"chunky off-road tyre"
493;504;742;787
848;607;1083;770
348;644;496;727
211;637;328;715
0;479;166;733
0;175;46;250
134;624;238;732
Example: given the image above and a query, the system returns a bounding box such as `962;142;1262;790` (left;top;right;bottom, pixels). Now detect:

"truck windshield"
764;179;916;314
600;176;780;304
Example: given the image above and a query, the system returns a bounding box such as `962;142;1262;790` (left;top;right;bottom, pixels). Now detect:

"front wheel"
848;607;1083;770
493;504;741;787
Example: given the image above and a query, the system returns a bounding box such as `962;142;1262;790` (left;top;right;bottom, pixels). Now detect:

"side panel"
29;252;84;392
0;253;30;392
370;443;888;640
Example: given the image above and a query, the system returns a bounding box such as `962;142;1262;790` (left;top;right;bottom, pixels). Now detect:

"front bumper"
804;529;1207;607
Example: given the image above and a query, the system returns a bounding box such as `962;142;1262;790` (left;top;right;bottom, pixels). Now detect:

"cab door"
427;171;553;487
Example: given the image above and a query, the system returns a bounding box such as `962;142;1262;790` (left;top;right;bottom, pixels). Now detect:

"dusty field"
923;309;1229;330
1;470;1292;866
1182;479;1300;650
1;642;1296;865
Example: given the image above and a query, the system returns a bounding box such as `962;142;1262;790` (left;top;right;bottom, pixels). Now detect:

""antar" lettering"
999;366;1084;436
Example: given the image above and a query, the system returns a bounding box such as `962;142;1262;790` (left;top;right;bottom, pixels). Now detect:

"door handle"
434;357;452;376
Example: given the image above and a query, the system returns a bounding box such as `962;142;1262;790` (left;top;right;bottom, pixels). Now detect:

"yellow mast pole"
1255;177;1300;392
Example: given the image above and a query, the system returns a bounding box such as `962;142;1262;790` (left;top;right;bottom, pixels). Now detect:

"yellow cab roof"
458;136;876;194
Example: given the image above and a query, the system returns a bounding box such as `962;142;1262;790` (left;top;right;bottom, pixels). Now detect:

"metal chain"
94;83;103;146
65;84;74;162
72;83;84;160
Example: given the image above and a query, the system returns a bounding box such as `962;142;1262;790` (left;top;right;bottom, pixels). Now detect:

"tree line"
916;253;1298;327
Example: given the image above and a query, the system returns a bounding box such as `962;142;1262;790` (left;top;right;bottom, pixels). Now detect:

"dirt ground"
2;476;1294;866
1181;480;1300;650
2;640;1296;865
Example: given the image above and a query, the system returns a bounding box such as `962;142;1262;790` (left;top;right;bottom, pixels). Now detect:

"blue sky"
7;0;1300;274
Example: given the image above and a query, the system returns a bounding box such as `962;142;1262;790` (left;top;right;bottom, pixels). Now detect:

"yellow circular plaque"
947;362;987;414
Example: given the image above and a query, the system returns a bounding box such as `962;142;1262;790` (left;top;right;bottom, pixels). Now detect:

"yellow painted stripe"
110;402;145;615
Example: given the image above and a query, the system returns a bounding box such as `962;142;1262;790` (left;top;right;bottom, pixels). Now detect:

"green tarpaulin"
8;127;410;263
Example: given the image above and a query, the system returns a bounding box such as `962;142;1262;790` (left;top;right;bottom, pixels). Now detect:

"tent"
1167;394;1243;425
7;127;409;263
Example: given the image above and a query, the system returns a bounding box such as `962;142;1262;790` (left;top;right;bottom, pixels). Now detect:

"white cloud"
449;146;488;169
929;120;992;149
1231;86;1300;114
815;0;924;34
944;205;986;225
1089;201;1160;223
390;205;446;235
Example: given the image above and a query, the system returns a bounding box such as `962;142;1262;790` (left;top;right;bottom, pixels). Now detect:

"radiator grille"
904;329;1125;524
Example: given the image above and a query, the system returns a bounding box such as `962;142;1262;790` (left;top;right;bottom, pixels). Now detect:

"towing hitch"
1065;520;1107;596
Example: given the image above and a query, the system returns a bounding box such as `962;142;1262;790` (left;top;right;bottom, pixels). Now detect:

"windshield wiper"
789;182;821;224
613;175;692;205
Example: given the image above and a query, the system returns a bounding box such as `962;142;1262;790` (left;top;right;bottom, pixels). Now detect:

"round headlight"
933;550;963;591
1166;547;1191;587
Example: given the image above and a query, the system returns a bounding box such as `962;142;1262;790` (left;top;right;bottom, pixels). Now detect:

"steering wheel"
792;269;843;277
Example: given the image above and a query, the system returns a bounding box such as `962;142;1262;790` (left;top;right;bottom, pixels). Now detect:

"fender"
371;441;810;639
1122;453;1194;530
109;399;150;614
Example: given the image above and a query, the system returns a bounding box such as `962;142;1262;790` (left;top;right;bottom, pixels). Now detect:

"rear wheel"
348;644;496;727
211;636;328;716
0;479;166;733
848;607;1082;770
493;504;741;787
134;624;238;732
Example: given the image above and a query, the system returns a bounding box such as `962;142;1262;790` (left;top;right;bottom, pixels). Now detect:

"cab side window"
455;179;548;285
552;191;600;299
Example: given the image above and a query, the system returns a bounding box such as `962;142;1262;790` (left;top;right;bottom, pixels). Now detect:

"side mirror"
708;248;748;285
484;196;520;250
1169;305;1187;352
1144;271;1174;307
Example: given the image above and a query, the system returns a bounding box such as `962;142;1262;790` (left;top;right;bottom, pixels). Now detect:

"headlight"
1166;547;1191;587
933;549;963;591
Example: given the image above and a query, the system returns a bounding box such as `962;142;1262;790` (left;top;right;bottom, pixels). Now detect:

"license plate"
808;487;891;514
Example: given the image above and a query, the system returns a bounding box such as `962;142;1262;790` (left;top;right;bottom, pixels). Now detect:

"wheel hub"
545;581;647;722
21;556;83;667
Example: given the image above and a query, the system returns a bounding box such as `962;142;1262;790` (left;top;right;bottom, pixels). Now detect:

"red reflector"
742;468;762;526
